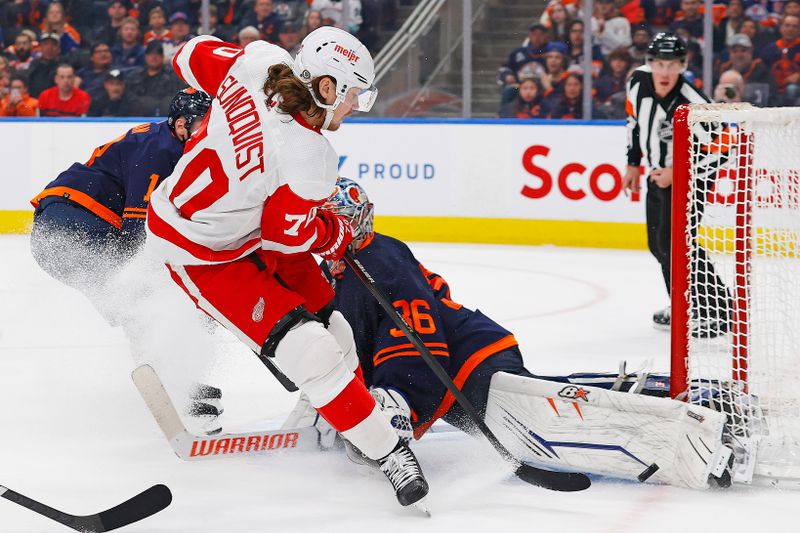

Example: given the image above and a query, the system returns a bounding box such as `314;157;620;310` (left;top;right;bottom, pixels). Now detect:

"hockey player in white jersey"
145;28;429;509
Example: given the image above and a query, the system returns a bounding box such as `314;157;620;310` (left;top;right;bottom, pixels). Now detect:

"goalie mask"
292;27;377;129
324;177;374;252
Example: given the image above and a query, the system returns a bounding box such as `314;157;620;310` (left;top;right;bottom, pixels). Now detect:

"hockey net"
671;103;800;484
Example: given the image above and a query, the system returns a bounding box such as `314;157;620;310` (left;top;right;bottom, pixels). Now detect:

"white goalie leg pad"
485;372;731;489
325;310;359;373
273;321;352;408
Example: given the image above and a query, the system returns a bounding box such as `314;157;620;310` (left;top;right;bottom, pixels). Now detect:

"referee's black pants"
645;178;731;320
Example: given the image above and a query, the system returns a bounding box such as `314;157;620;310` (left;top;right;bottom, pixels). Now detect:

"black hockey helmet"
168;88;212;136
646;32;688;61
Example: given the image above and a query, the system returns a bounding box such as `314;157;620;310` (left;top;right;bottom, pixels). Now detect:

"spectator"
27;33;61;98
759;13;800;103
76;42;113;101
238;25;260;47
541;40;569;96
499;24;550;86
0;56;9;77
739;17;773;52
669;0;704;39
499;77;543;118
641;0;680;27
278;20;303;53
0;74;39;116
94;0;129;47
275;0;309;26
619;0;646;25
548;72;583;119
312;0;363;33
88;68;138;116
163;12;194;63
629;24;652;66
196;5;232;41
786;0;800;17
41;1;81;53
596;0;632;54
546;2;571;42
112;17;145;68
716;0;746;51
717;33;776;105
38;63;91;116
125;40;184;116
303;9;324;37
143;6;171;44
4;0;48;32
714;69;745;102
595;47;633;105
682;39;705;88
7;31;39;71
566;19;604;74
216;0;250;29
0;71;9;101
239;0;283;44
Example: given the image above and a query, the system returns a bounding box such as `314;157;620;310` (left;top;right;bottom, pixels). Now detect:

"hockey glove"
311;210;353;261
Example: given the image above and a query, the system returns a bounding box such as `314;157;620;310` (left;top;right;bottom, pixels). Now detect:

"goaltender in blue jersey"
328;229;528;439
300;178;740;490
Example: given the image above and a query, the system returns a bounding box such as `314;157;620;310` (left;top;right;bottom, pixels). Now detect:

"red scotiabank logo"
520;145;641;202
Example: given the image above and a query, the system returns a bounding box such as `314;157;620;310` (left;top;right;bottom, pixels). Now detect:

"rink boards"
0;117;647;248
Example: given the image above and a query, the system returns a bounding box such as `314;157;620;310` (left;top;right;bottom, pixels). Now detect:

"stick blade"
515;464;591;492
96;484;172;532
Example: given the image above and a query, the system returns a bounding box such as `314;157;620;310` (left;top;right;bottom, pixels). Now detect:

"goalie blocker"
485;372;733;489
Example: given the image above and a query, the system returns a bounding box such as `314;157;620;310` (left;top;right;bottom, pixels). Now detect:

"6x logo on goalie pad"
558;385;590;402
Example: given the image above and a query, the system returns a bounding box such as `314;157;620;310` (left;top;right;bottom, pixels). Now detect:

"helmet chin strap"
308;87;344;131
321;107;335;130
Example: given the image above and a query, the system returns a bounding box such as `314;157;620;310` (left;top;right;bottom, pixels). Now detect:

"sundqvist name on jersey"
338;155;436;180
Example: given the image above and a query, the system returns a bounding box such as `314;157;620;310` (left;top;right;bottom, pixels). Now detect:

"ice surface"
0;235;796;532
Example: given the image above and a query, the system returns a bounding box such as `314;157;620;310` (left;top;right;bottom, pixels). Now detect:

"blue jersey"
328;233;519;438
32;121;184;240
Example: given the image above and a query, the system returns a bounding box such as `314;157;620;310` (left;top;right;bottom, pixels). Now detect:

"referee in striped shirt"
622;32;731;338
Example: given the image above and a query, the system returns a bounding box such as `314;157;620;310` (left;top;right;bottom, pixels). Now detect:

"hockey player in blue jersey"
29;88;222;433
30;88;212;294
283;178;740;490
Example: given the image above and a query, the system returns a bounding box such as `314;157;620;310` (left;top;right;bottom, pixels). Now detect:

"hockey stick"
343;251;591;492
0;484;171;532
254;349;299;392
132;365;320;460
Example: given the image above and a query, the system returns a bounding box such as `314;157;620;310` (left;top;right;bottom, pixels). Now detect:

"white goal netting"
675;103;800;483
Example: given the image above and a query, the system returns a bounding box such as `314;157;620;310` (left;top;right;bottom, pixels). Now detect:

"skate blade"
412;498;431;517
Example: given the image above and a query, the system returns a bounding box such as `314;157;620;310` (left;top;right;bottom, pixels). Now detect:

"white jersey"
146;36;340;265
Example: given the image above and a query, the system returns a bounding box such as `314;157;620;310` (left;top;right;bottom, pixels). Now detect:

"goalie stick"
0;483;171;532
132;365;320;460
343;251;591;492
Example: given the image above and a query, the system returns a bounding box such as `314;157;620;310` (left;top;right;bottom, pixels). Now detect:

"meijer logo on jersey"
520;144;641;203
334;44;359;62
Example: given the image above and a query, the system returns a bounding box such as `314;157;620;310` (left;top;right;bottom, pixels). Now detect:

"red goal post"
671;103;800;484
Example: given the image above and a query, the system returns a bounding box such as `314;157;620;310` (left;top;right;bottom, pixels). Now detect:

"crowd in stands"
0;0;399;117
498;0;800;119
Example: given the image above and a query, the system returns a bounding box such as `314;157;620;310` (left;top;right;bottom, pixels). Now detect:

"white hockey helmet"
292;27;378;119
